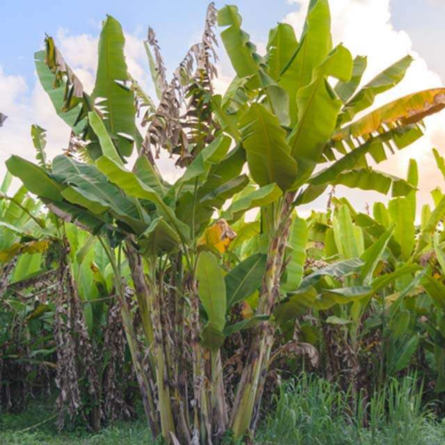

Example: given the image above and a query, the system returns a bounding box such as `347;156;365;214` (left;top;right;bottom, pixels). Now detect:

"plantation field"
4;0;445;444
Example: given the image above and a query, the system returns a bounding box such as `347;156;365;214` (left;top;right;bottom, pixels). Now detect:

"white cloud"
0;27;171;189
286;0;445;214
0;24;235;190
0;67;41;174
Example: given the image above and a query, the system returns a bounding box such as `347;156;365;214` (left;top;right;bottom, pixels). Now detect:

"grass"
257;374;445;445
0;403;153;445
2;375;445;444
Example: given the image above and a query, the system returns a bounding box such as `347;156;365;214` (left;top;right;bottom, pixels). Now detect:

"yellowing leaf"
240;301;254;319
198;219;237;253
0;240;50;264
333;88;445;142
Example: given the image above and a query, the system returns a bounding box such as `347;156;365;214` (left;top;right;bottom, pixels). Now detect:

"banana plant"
0;174;134;428
310;157;445;390
0;174;56;413
216;1;444;438
413;148;445;393
6;1;445;444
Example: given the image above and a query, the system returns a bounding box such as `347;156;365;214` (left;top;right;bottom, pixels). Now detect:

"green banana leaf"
279;0;332;123
281;217;308;292
218;6;259;81
339;55;413;123
138;217;180;256
288;44;353;186
239;103;297;191
334;55;367;103
225;253;267;307
223;183;283;223
266;23;298;81
92;16;136;158
388;197;415;261
6;156;63;202
196;251;227;348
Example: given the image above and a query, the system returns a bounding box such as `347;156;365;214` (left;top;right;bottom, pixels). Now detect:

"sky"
1;0;445;214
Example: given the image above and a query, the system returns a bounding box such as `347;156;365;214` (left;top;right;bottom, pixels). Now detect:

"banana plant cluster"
5;0;445;443
0;173;135;429
0;173;53;412
278;153;445;398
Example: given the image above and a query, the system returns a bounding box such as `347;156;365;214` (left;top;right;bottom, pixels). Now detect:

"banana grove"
3;0;445;443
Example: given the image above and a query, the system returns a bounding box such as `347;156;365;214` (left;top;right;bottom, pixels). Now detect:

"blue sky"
2;0;445;85
391;0;445;81
0;0;293;85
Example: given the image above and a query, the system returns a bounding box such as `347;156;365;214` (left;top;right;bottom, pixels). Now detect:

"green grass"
257;374;445;445
0;402;153;445
2;376;445;444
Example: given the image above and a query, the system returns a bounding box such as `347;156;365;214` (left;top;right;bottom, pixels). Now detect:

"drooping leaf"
197;144;246;200
331;168;414;197
200;325;226;351
96;155;190;241
52;155;145;233
134;156;168;196
301;258;363;288
138;217;180;256
223;183;283;222
295;183;328;205
199;175;249;209
333;88;445;143
6;156;63;201
334;55;367;103
258;69;291;127
339;55;413;123
315;286;371;310
224;315;269;336
274;287;318;325
311;128;417;187
44;200;107;234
